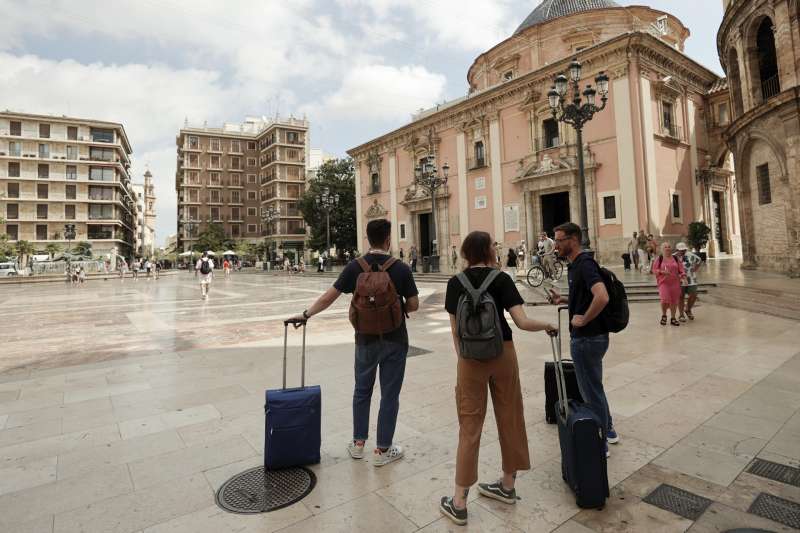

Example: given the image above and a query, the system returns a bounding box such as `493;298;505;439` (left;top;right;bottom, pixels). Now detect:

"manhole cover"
748;493;800;529
747;459;800;487
215;466;316;514
643;484;713;520
407;346;433;358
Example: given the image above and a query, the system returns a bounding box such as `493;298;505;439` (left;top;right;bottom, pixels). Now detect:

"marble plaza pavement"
0;271;798;532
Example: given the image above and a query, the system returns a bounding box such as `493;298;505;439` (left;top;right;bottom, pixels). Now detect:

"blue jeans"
353;340;408;449
570;334;613;434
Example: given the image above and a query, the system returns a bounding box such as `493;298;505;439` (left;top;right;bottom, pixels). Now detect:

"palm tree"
15;240;34;270
45;243;61;260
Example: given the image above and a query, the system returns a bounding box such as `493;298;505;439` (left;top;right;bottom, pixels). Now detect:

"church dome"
513;0;621;35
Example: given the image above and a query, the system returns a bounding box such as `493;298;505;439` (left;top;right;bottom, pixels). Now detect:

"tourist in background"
651;242;686;326
505;247;518;283
451;245;459;273
636;230;648;272
195;252;214;299
674;242;701;322
410;245;418;272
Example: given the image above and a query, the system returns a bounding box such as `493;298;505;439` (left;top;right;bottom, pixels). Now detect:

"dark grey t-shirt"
334;254;418;345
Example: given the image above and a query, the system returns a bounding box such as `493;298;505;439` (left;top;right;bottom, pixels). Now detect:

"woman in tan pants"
440;231;555;526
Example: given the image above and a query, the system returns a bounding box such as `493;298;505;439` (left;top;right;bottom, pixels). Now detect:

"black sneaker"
477;481;517;504
439;496;468;526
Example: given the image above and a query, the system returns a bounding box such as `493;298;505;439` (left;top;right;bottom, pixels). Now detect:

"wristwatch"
302;309;310;320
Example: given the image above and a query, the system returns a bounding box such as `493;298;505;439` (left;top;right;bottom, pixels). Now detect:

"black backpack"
455;270;505;360
199;259;211;275
598;266;629;333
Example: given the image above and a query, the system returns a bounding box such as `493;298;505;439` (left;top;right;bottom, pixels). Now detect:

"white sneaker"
373;444;404;467
347;440;365;459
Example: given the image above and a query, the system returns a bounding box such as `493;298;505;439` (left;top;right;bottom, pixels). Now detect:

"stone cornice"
724;86;800;142
347;32;721;160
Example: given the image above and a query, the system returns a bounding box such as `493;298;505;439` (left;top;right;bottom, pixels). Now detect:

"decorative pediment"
652;76;684;100
365;199;388;219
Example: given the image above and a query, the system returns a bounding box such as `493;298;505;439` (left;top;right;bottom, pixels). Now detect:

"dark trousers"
411;259;417;272
570;334;613;433
353;340;408;448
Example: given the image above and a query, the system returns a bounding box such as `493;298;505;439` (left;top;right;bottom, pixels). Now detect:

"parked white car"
0;262;19;277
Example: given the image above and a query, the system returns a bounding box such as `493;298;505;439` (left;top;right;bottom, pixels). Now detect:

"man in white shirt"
674;242;702;322
538;232;556;277
195;252;214;299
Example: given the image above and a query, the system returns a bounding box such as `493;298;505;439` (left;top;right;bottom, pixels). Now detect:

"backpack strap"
356;257;371;273
457;269;501;309
379;256;398;272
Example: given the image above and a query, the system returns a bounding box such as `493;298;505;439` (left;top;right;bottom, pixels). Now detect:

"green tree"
0;234;14;262
15;240;34;268
687;222;712;252
299;158;356;254
193;222;232;253
73;241;93;258
45;243;61;260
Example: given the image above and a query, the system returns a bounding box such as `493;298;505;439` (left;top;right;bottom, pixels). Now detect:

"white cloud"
0;52;244;245
302;63;447;123
335;0;517;51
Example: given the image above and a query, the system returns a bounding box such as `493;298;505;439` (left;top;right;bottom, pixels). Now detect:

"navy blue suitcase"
264;319;321;470
551;308;609;509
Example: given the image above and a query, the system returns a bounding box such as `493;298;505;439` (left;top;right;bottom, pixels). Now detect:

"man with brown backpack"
288;219;419;466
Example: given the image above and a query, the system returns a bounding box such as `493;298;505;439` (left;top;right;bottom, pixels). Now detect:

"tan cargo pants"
454;341;530;486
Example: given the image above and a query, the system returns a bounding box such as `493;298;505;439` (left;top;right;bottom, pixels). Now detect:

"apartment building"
175;116;309;256
0;111;137;259
132;170;157;258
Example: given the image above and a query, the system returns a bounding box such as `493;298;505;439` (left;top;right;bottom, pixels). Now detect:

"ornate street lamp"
548;59;609;251
315;187;339;256
262;206;280;265
64;223;76;258
413;155;449;272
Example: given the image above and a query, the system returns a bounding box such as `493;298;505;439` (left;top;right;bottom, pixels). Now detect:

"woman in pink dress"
651;242;686;326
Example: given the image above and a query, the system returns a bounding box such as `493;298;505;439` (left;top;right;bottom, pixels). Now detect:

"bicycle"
526;253;565;287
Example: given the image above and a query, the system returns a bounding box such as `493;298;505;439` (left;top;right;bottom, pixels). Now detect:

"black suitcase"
544;360;583;424
264;318;321;469
550;307;609;509
621;253;632;270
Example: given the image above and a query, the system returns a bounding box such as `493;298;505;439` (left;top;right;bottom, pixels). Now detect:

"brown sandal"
670;318;680;326
660;315;667;326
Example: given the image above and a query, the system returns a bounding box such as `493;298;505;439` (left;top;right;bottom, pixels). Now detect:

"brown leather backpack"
349;257;403;335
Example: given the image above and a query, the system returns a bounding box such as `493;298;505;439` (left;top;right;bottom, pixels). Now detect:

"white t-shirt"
195;258;214;282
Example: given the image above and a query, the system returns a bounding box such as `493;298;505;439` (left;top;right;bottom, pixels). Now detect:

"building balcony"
659;123;684;142
761;75;781;102
467;155;490;170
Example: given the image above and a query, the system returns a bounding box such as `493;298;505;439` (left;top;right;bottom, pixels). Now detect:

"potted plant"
687;222;712;262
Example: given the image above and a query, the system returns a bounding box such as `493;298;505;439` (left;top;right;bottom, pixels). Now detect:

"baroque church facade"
348;0;747;269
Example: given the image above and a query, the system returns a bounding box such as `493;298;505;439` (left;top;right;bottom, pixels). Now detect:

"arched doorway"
747;17;781;104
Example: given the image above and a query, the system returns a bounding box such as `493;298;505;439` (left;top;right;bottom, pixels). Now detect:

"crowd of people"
287;218;620;526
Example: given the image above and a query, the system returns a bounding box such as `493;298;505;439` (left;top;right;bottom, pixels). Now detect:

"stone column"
639;77;660;234
456;131;469;243
388;153;399;254
687;98;703;222
489;118;504;242
354;163;364;253
612;76;640;235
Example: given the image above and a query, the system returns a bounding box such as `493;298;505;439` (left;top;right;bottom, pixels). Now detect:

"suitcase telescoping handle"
548;306;570;419
282;318;307;390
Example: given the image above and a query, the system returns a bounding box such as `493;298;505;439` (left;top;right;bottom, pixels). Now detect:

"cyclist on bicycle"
538;232;556;278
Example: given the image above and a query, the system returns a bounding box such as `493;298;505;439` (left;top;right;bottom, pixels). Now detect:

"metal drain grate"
747;458;800;487
215;466;316;514
642;484;713;520
747;492;800;529
407;346;433;357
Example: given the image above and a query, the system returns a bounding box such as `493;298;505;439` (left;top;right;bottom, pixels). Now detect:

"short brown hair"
366;219;391;247
554;222;581;240
460;231;495;266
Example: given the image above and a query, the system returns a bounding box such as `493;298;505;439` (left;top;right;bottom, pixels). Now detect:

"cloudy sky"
0;0;724;246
